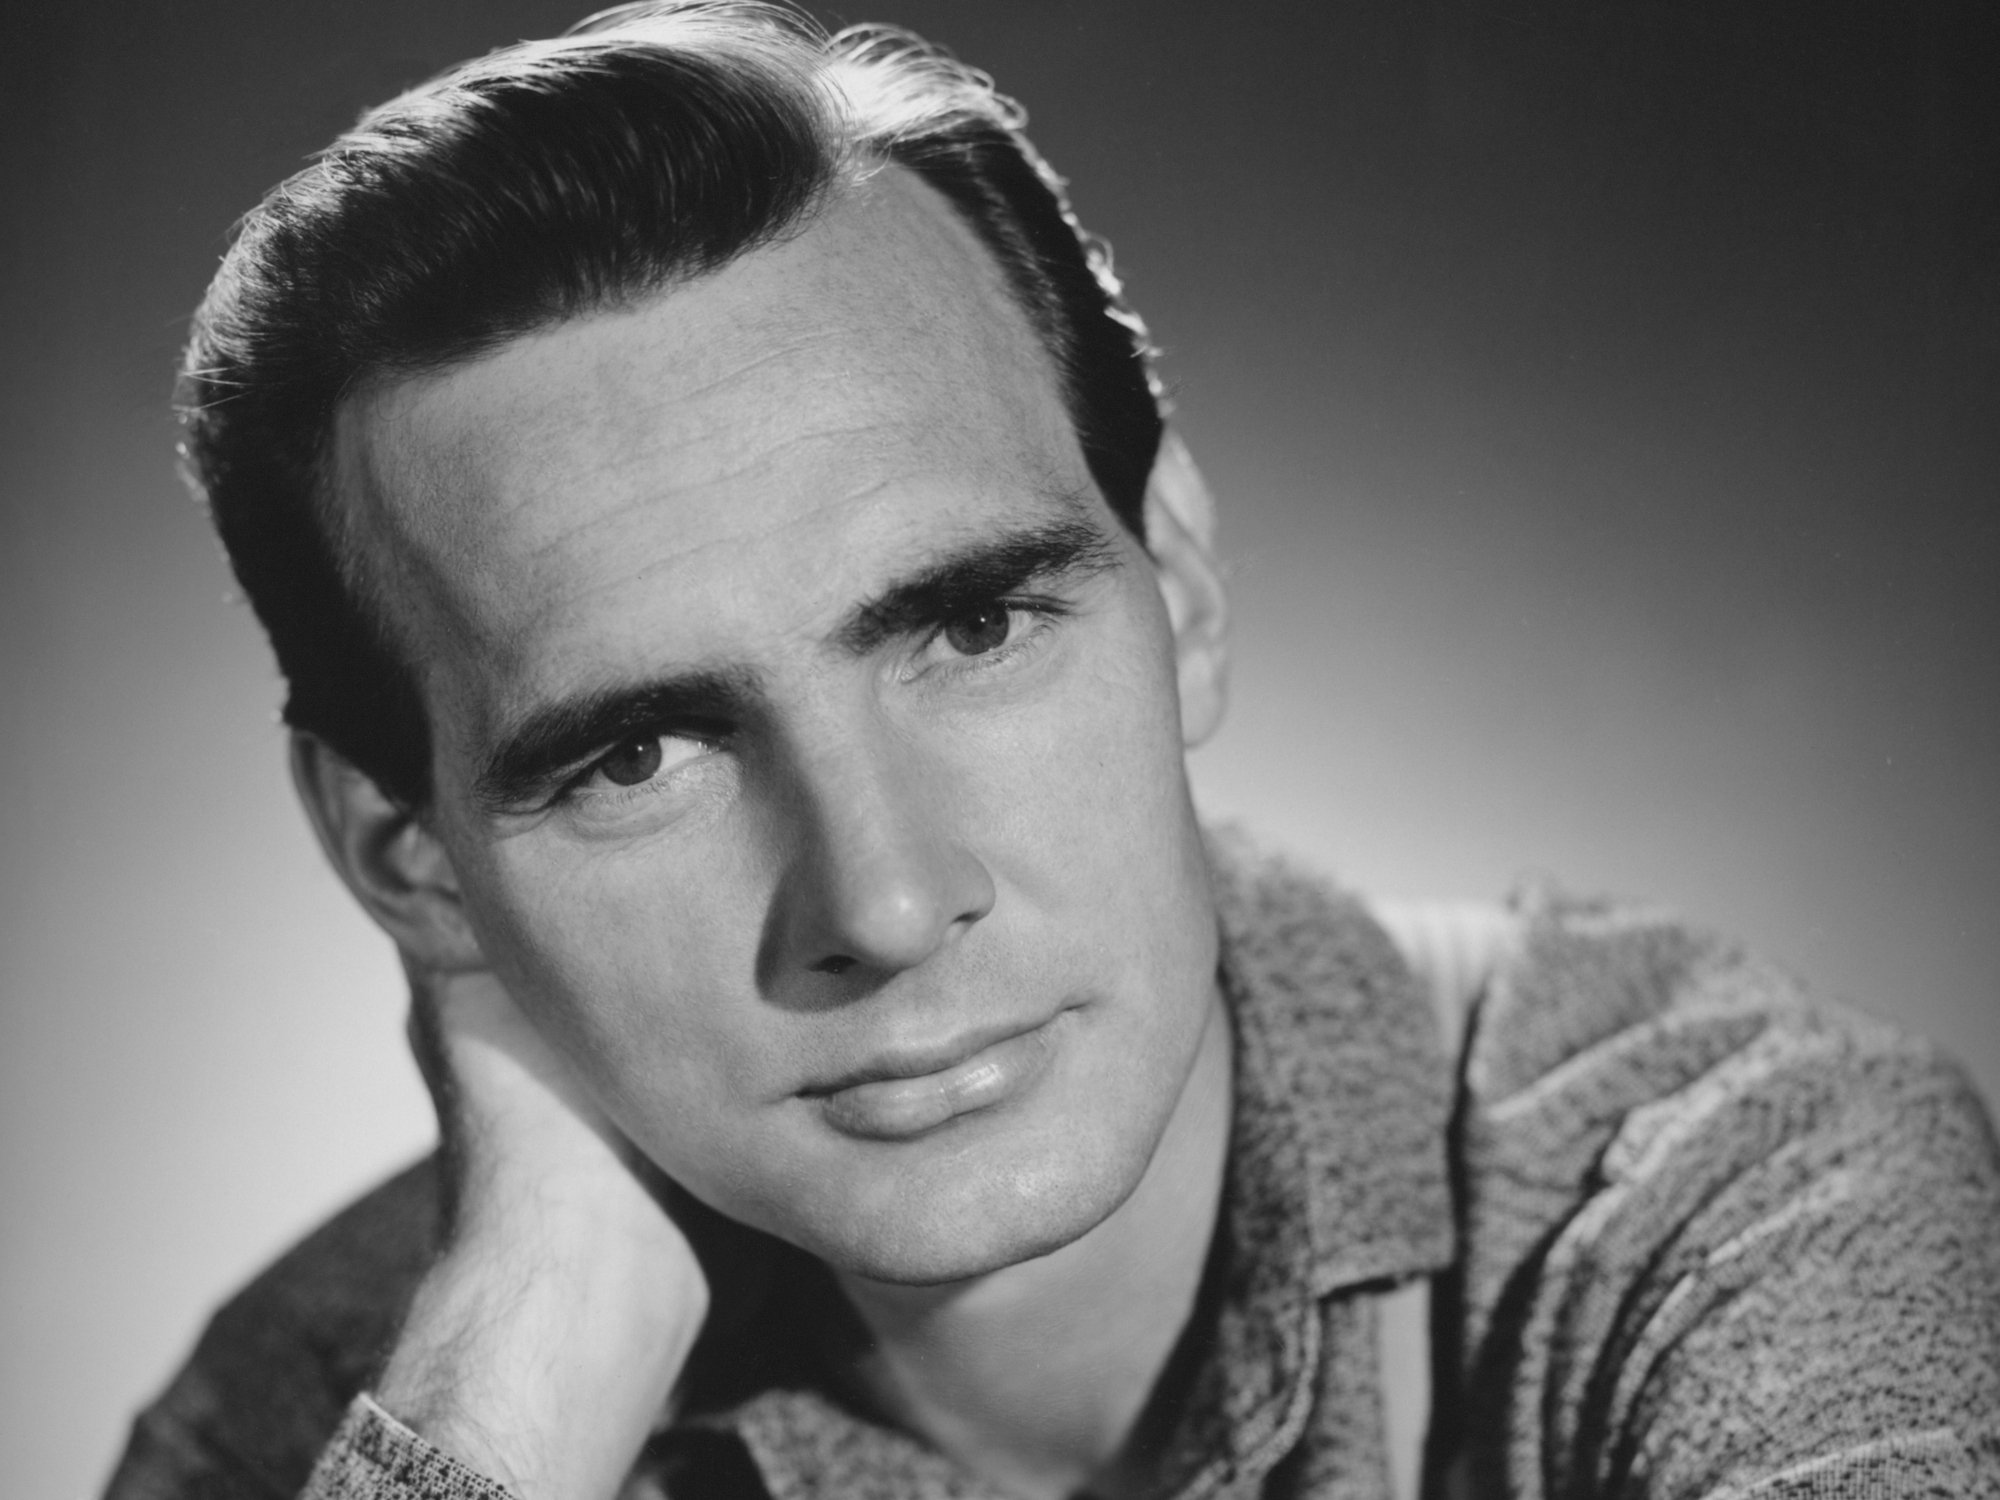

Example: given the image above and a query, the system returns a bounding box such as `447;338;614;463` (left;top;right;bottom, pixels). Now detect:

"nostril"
811;954;857;976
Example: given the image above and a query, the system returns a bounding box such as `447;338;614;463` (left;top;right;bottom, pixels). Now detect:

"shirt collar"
1206;830;1457;1296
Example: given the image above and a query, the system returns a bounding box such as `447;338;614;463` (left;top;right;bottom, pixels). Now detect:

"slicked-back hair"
180;0;1163;808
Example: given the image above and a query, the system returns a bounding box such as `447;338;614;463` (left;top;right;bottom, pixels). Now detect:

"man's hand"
377;964;710;1500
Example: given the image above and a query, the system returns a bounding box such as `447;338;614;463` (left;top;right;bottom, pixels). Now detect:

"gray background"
3;2;1995;1495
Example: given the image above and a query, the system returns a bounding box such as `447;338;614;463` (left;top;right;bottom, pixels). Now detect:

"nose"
763;718;996;986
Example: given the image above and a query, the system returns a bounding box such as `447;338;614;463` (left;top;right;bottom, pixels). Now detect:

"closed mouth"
804;1014;1063;1140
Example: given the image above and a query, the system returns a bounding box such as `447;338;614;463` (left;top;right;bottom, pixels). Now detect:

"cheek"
455;839;786;1117
1014;598;1197;860
983;599;1216;998
464;867;817;1216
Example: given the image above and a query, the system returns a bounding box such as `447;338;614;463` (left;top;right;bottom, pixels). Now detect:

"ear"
1143;430;1229;749
289;732;487;973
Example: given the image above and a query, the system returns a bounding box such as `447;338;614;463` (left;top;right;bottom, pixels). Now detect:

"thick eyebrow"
471;508;1124;809
473;666;760;809
831;512;1124;655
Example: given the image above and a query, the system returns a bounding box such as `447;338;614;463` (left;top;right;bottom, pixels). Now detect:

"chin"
787;1122;1151;1288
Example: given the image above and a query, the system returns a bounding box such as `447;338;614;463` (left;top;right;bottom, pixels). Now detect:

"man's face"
337;170;1225;1285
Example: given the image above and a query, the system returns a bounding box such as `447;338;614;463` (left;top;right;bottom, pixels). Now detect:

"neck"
826;989;1234;1500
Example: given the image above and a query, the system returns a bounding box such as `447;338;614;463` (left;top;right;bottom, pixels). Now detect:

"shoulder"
1444;890;2000;1497
1455;887;1993;1199
103;1157;440;1500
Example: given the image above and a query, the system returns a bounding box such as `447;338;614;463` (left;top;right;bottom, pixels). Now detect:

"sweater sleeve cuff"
300;1393;518;1500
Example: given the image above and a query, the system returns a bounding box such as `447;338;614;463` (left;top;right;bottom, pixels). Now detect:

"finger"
402;959;476;1233
402;958;457;1114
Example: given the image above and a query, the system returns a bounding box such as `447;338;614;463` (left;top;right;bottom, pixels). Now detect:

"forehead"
333;168;1089;726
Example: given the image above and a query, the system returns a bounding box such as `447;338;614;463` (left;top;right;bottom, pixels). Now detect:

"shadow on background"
2;2;1994;1494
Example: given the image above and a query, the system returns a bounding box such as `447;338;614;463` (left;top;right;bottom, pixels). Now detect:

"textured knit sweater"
104;842;2000;1500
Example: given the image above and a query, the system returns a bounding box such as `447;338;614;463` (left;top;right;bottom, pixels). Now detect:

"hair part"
180;0;1163;807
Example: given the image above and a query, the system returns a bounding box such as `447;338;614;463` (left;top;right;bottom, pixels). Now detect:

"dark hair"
179;0;1163;807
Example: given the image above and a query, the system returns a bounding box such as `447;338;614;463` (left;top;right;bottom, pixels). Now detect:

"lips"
805;1017;1060;1141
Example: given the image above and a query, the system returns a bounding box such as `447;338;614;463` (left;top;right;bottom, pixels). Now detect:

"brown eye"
598;735;664;787
942;603;1013;656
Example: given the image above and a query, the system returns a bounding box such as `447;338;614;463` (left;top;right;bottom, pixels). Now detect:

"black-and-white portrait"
4;4;1996;1497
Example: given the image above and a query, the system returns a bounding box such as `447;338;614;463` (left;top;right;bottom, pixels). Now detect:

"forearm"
368;1205;704;1500
313;965;712;1500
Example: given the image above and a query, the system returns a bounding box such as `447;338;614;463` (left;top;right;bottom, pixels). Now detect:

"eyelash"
914;595;1070;679
558;593;1074;813
563;730;725;812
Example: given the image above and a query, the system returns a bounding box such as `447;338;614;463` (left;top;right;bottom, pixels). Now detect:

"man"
108;4;2000;1499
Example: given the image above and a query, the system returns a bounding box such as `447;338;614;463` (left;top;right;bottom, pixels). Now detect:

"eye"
584;730;714;792
598;735;665;786
941;602;1014;656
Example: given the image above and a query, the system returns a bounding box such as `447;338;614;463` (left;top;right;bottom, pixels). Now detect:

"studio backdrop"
2;3;1994;1496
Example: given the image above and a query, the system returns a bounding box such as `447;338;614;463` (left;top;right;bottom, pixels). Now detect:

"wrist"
378;1218;706;1500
